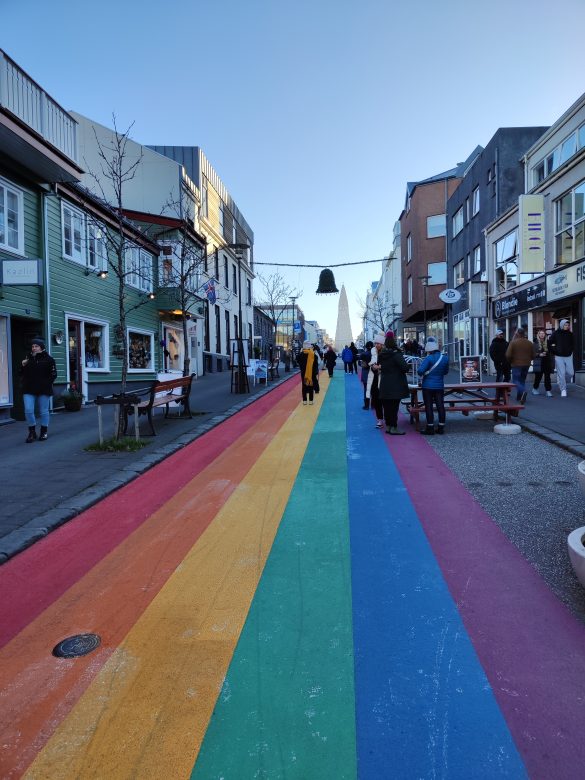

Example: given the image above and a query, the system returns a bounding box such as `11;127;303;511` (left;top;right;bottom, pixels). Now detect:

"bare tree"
254;272;300;348
357;292;391;335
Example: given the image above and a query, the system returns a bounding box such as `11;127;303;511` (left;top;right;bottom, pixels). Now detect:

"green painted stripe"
192;376;357;779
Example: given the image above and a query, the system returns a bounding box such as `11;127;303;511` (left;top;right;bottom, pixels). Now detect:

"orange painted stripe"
0;385;302;780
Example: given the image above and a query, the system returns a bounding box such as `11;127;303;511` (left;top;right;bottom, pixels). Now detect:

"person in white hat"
366;333;386;428
416;338;449;435
548;319;574;397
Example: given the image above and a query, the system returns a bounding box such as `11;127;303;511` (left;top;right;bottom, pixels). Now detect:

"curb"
517;419;585;460
0;374;297;565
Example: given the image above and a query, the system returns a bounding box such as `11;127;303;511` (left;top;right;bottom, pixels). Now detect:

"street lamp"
418;274;431;343
225;242;250;393
289;295;298;366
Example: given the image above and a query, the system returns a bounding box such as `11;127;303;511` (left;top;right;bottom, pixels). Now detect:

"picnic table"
405;382;523;430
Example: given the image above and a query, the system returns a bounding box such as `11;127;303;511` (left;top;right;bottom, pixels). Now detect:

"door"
68;319;83;391
10;317;44;420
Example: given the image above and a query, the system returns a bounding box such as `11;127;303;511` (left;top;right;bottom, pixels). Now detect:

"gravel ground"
423;415;585;624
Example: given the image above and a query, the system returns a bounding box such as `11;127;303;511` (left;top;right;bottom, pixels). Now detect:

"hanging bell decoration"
315;268;339;294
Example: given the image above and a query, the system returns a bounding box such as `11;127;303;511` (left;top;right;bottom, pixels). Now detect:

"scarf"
303;349;315;386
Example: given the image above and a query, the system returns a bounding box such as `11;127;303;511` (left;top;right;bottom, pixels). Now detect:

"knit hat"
495;328;504;335
560;319;569;327
424;337;439;352
385;330;394;339
302;340;311;349
31;338;46;349
373;333;385;345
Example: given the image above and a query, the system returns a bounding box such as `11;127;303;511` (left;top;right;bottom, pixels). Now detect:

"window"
201;182;208;218
452;208;464;236
531;128;584;185
128;329;154;371
87;222;108;271
555;181;585;265
232;264;238;294
84;321;108;370
234;314;238;341
466;252;471;277
215;306;221;353
465;198;470;223
125;246;153;292
246;278;252;305
225;310;230;351
427;262;446;285
407;233;412;262
473;245;481;274
0;178;23;254
454;260;465;287
426;214;446;238
560;133;577;165
214;249;219;280
472;187;480;216
407;276;412;304
62;203;85;264
495;230;518;265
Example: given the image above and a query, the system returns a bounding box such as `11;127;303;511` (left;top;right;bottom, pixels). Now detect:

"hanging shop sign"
0;258;42;285
492;280;546;320
546;260;585;302
439;288;462;304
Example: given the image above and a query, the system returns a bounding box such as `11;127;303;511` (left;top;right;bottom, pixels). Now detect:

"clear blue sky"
3;0;584;338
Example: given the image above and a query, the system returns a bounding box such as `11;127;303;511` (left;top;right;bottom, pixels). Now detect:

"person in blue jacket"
417;337;450;435
341;345;354;373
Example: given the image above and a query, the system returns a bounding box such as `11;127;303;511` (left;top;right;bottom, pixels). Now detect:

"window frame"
125;245;153;293
554;180;585;266
473;245;481;275
452;207;464;237
454;259;465;287
87;220;108;272
407;276;412;304
426;214;446;239
127;327;155;373
406;233;412;262
62;201;86;265
0;177;25;255
472;187;480;216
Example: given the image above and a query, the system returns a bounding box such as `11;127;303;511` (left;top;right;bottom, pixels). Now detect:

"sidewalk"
0;368;299;562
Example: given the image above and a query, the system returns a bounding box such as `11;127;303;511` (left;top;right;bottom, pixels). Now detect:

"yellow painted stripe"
25;380;328;780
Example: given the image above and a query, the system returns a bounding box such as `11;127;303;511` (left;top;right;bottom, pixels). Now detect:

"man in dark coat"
548;319;574;397
20;337;57;442
489;329;510;383
323;346;337;377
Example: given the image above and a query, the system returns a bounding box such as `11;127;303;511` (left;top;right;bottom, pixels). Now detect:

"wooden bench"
123;374;195;436
405;382;524;430
268;359;280;380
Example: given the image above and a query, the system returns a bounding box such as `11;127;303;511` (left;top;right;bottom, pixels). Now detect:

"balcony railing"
0;50;78;163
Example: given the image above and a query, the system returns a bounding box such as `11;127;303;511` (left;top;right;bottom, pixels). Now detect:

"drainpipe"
41;189;53;411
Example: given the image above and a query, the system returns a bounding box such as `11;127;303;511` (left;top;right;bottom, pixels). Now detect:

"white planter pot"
579;461;585;499
568;527;585;588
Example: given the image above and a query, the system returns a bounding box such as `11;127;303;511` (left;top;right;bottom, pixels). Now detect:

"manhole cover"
52;633;101;658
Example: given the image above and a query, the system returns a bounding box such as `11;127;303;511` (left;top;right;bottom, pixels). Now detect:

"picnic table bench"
405;382;524;431
122;374;195;436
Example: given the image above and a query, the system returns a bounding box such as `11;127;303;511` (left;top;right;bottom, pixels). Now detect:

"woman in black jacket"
377;335;409;435
20;338;57;442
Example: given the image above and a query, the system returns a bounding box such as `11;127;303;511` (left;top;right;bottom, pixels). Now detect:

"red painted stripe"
0;379;297;649
386;423;585;779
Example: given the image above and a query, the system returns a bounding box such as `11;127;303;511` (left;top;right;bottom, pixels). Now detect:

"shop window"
555;181;585;265
84;323;107;369
128;329;154;371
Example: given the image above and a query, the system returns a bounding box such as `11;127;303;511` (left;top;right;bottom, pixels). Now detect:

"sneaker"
546;391;553;398
375;420;383;428
561;390;567;397
388;426;406;435
302;401;307;405
309;400;314;405
531;389;540;396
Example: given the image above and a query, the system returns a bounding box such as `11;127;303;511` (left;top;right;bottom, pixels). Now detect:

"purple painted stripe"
384;421;585;780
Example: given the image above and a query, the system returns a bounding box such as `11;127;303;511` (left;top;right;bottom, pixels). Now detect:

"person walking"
366;333;386;428
359;341;373;409
532;329;553;397
489;329;511;382
377;334;409;435
505;327;533;404
417;337;450;435
548;319;574;397
341;345;354;373
296;340;319;405
349;342;359;374
323;346;337;377
20;337;57;443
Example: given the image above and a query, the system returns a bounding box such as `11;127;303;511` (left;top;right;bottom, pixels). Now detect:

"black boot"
362;400;370;410
39;426;48;441
420;426;435;436
436;425;445;435
26;426;37;443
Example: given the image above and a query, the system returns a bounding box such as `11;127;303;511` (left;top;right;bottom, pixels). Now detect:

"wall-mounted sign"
519;194;545;273
546;260;585;302
459;355;482;383
439;288;462;304
492;280;546;319
0;258;42;285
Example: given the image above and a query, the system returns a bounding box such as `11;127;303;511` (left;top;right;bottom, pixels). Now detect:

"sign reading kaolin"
0;259;42;285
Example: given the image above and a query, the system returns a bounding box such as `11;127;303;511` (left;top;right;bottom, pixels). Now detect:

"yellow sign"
519;194;545;273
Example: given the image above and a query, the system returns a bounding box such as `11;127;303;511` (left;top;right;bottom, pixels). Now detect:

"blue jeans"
511;367;529;400
23;394;50;427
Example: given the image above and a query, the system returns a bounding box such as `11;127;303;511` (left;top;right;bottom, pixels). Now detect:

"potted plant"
61;383;84;412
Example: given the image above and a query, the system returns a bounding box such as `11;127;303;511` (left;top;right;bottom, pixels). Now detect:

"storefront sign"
546;260;585;302
459;355;482;383
0;259;42;285
519;194;545;273
492;280;546;319
439;288;462;304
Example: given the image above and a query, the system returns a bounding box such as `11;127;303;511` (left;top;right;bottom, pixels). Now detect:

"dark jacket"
417;351;450;390
548;328;574;357
506;336;534;368
532;337;553;372
296;349;319;384
378;348;409;400
489;336;510;368
359;348;372;383
20;350;57;396
324;349;337;367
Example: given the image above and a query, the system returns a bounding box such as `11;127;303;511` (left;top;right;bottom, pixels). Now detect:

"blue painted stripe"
344;376;526;779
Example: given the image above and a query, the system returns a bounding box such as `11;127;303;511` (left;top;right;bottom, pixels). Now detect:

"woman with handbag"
532;329;553;397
